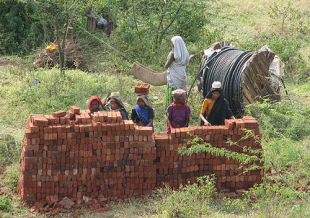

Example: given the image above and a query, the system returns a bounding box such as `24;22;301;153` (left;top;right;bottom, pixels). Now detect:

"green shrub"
154;175;217;217
0;1;54;56
0;135;21;166
4;163;20;191
247;98;310;140
0;195;12;212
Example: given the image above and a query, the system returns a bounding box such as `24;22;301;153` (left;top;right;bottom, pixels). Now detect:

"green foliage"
245;180;309;217
1;0;310;217
0;1;54;56
221;179;310;217
0;135;21;166
4;163;20;191
16;68;136;114
0;195;12;212
179;131;262;167
247;98;310;140
154;175;217;217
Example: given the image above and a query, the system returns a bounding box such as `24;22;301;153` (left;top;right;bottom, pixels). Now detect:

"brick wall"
18;108;263;203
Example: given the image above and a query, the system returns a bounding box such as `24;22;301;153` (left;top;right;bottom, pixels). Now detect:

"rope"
75;22;136;64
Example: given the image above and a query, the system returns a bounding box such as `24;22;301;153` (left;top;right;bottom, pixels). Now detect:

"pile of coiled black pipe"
191;47;254;117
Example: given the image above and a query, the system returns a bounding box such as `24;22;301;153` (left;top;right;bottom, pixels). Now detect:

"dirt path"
0;58;21;67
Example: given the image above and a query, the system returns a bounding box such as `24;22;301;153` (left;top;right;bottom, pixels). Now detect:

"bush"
4;163;20;191
0;195;12;212
153;175;217;217
247;98;310;140
0;135;21;166
0;1;54;56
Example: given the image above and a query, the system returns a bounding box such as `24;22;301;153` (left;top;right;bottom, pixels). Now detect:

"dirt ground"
0;59;20;67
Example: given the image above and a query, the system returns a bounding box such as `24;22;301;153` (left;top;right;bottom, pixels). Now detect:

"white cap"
110;92;121;98
212;81;221;88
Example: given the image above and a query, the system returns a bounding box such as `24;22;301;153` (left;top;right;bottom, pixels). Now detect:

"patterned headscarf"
136;94;150;107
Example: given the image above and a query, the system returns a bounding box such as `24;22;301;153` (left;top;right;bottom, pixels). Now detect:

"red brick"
70;106;80;114
52;110;67;118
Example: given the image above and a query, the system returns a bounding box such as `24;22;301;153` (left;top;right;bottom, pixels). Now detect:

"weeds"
0;134;21;166
0;195;12;212
153;175;217;217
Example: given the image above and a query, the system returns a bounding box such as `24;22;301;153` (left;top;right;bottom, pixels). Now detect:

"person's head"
170;36;189;65
137;98;146;107
211;90;221;100
109;98;120;110
88;95;104;112
171;36;184;47
103;13;110;20
91;99;100;112
206;81;223;99
136;95;150;108
172;89;186;101
174;99;186;108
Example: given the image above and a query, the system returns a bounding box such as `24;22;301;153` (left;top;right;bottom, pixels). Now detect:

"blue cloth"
120;110;127;120
134;105;150;126
97;17;108;25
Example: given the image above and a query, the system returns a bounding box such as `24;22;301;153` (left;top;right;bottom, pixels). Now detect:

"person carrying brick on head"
106;92;128;120
164;36;195;110
131;94;154;129
200;81;235;126
166;89;191;134
88;95;105;113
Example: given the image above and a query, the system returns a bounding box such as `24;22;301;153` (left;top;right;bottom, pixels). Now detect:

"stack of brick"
134;82;150;95
18;108;156;203
154;117;263;191
18;108;263;203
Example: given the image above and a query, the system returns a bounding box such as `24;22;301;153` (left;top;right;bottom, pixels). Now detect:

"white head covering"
212;81;221;88
171;36;189;66
166;36;189;91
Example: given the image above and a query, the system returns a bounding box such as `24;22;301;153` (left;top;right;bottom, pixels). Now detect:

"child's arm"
146;119;153;127
200;113;210;126
167;115;173;129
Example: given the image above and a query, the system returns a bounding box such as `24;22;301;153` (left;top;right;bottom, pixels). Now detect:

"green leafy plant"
153;175;217;217
0;195;12;212
0;134;21;166
179;130;263;170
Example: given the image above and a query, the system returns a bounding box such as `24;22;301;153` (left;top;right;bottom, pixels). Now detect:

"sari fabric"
166;36;189;91
133;105;150;126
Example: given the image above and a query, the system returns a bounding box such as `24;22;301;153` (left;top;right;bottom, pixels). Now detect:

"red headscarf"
88;95;105;112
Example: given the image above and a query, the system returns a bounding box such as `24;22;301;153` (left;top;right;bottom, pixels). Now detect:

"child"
166;89;191;134
106;92;128;120
131;94;154;128
88;95;105;113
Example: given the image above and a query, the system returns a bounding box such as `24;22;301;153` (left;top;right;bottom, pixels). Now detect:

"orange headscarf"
88;95;105;112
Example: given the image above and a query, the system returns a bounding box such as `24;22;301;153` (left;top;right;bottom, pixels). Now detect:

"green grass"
1;0;310;217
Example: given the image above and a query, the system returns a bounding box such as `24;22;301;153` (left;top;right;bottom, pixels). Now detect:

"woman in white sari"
164;36;193;109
